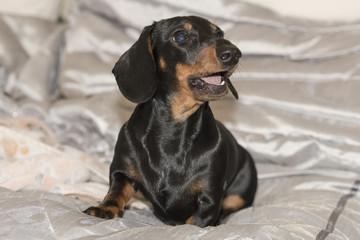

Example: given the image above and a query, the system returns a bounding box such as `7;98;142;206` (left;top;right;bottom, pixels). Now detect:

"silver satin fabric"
0;0;360;239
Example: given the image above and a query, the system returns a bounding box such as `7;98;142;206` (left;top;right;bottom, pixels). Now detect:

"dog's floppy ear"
112;24;157;103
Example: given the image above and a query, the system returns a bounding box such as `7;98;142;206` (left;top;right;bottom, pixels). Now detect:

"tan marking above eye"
184;23;192;30
209;23;217;30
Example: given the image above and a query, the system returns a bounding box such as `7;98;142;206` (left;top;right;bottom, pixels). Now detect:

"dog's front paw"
83;205;124;219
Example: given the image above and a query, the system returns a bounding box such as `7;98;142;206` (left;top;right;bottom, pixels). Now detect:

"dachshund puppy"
84;16;257;227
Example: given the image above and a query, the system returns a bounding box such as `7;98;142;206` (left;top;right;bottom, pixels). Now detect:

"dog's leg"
186;191;223;227
220;195;246;218
83;172;135;219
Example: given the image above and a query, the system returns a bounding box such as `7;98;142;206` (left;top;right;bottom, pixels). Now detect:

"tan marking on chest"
188;179;207;194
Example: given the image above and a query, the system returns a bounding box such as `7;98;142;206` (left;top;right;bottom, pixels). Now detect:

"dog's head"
113;16;241;115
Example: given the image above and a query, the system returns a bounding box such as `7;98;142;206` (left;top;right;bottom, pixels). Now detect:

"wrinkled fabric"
0;15;66;101
0;0;360;239
0;119;108;202
0;178;359;239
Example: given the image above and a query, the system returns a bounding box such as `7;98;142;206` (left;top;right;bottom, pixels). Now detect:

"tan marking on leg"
85;182;135;219
221;195;246;213
185;215;195;224
115;182;135;206
128;165;143;184
106;182;134;211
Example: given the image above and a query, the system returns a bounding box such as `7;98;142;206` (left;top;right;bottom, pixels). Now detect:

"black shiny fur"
84;16;257;227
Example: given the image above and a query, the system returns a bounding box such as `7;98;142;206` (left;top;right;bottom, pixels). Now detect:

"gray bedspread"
1;0;359;239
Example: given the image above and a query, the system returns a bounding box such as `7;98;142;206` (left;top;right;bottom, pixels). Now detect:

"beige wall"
245;0;360;22
0;0;62;21
0;0;359;22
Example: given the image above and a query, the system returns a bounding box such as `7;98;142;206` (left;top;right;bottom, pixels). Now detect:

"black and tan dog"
84;16;257;227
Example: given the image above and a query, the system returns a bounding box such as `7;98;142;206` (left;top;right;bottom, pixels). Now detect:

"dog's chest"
149;172;199;222
144;167;199;211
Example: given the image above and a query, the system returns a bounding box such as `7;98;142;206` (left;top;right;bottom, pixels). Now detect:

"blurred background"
1;0;360;22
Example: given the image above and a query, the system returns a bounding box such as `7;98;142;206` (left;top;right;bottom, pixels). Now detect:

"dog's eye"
216;30;224;38
172;31;188;43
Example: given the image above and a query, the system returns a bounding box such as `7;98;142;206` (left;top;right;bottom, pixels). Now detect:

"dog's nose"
216;40;241;66
220;48;241;61
218;47;241;65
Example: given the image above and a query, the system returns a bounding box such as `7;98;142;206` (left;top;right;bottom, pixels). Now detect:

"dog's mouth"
199;72;226;86
189;71;238;100
189;72;227;87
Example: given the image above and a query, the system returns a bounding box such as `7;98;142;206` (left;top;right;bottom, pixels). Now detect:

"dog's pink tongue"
201;75;222;85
